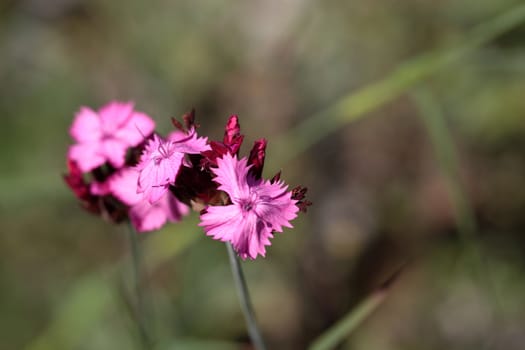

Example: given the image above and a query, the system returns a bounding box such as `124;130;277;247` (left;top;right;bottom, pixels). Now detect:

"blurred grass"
309;288;387;350
25;216;204;350
157;338;239;350
272;2;525;164
411;88;477;247
23;3;525;349
26;274;115;350
412;87;505;349
2;1;525;349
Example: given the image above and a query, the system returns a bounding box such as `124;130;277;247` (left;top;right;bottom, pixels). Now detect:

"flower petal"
137;156;179;204
108;168;142;205
102;138;128;168
136;134;187;204
114;111;155;146
231;212;264;259
169;129;210;154
199;205;273;260
254;180;298;232
99;101;134;133
212;154;250;201
129;200;167;232
165;193;190;221
68;143;106;172
199;205;243;242
70;107;102;143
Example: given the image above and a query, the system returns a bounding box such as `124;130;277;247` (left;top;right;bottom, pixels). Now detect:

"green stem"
127;222;151;349
308;290;387;350
226;243;266;350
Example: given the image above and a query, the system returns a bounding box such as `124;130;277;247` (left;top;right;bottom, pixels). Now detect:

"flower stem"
127;222;151;349
308;289;387;350
226;243;267;350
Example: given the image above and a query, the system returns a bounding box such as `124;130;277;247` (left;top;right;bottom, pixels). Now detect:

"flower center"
157;140;173;158
101;131;114;140
238;192;258;213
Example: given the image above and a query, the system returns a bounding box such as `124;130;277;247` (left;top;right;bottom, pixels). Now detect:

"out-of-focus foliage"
1;1;525;349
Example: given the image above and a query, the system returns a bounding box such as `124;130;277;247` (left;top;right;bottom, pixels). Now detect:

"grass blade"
308;290;387;350
273;4;525;162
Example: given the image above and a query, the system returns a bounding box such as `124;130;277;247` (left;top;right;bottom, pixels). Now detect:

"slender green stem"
127;222;151;349
308;290;387;350
226;243;266;350
307;267;402;350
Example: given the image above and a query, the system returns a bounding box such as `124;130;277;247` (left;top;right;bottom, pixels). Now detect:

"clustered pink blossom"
137;130;209;204
64;101;189;232
68;101;155;172
199;154;298;259
64;101;310;259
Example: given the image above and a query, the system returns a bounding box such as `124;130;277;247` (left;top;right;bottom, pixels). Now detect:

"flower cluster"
64;101;310;259
64;102;188;232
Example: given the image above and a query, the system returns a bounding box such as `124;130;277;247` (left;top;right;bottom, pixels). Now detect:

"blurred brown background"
1;0;525;349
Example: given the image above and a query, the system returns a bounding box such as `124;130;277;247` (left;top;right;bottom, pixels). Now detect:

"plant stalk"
127;222;151;349
226;243;266;350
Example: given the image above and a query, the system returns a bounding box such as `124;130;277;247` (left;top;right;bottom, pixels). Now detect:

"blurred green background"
2;0;525;349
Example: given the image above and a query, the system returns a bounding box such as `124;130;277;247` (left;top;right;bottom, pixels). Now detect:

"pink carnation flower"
137;130;210;204
107;168;189;232
199;153;299;259
68;101;155;172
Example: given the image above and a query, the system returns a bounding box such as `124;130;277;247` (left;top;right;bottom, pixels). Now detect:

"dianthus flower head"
199;153;298;260
137;129;210;204
68;101;155;172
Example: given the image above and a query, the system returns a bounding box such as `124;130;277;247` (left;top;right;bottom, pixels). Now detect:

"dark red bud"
223;115;244;154
223;115;241;145
248;138;267;179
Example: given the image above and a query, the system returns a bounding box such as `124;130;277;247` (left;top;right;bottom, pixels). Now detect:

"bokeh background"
2;0;525;349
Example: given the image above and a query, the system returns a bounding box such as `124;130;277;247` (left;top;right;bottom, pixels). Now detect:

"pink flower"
137;130;210;204
68;101;155;172
108;168;189;232
199;153;299;259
